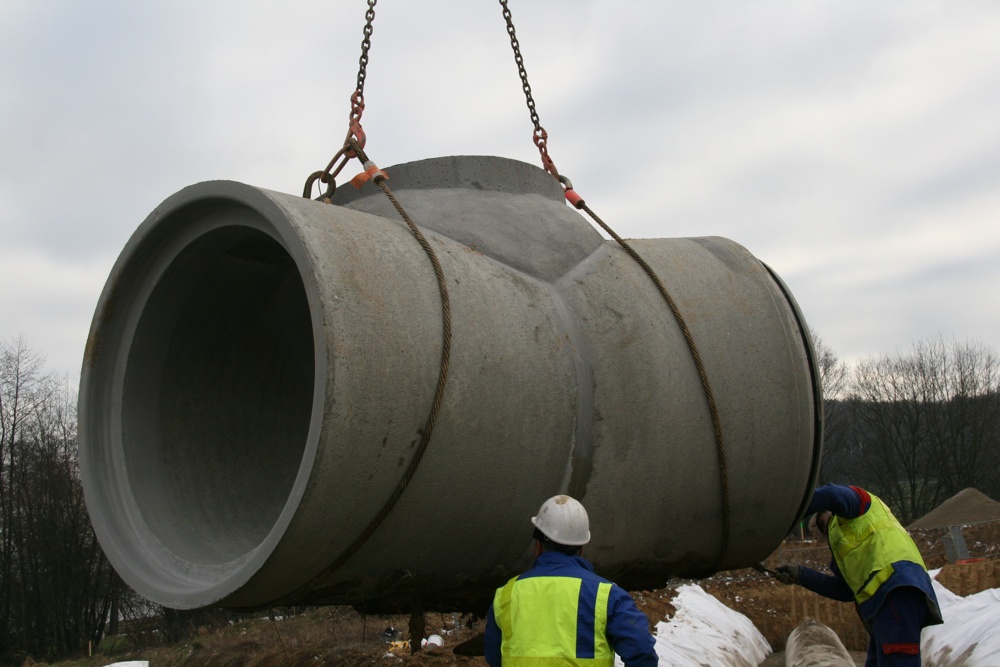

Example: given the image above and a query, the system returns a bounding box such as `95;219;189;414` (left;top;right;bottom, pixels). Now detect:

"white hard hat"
531;495;591;546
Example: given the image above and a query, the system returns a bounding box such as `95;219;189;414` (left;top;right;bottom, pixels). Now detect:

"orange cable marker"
564;188;584;209
350;161;387;189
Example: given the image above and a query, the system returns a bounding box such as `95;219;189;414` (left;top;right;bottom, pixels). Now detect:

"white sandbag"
618;583;770;667
922;581;1000;666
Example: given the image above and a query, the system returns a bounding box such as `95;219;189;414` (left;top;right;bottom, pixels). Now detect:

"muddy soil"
84;497;1000;667
390;498;1000;665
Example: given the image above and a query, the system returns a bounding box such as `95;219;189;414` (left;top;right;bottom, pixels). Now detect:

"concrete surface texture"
78;155;821;611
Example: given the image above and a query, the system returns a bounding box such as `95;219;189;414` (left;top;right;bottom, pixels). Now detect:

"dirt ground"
443;525;997;666
908;488;1000;530
76;503;1000;667
398;519;1000;666
153;526;995;667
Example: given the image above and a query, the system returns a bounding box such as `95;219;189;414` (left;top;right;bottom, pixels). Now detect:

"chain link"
300;0;734;573
501;0;731;565
499;0;558;178
343;0;377;157
352;0;377;123
310;0;563;198
304;0;377;199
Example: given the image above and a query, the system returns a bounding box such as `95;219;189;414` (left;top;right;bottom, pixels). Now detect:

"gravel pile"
908;488;1000;530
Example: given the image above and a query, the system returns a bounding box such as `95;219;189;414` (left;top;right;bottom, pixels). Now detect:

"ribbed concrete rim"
79;182;326;608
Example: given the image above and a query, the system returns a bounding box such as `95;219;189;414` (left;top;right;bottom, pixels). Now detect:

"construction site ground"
70;490;1000;667
394;521;1000;666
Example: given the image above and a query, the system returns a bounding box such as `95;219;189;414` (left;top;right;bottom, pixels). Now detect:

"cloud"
2;1;1000;379
0;248;109;380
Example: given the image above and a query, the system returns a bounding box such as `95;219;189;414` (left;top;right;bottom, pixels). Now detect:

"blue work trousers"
864;587;929;667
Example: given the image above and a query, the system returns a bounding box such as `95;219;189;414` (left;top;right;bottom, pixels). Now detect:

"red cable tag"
564;188;584;209
350;162;387;189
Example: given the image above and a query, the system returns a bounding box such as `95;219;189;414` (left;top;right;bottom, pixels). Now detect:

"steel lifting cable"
284;141;452;605
575;194;732;564
285;0;454;607
498;0;733;564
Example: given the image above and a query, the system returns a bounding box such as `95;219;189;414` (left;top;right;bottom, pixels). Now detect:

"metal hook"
303;170;337;201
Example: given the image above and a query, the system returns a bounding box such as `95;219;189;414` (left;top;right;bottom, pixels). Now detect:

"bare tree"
0;336;52;661
847;337;1000;523
812;332;849;402
917;338;1000;501
0;336;119;664
850;350;938;523
811;333;852;483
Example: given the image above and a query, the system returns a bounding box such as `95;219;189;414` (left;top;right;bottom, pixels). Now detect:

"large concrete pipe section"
79;155;822;612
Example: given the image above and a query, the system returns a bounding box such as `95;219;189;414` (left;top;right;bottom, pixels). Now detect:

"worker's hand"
774;564;800;585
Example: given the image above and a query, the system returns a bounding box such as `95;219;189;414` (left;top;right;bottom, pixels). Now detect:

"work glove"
774;564;800;585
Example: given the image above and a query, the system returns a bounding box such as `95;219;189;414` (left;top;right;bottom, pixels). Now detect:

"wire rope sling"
78;0;823;613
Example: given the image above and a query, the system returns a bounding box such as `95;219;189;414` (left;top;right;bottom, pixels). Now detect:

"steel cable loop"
281;0;453;607
272;142;452;609
497;0;731;568
287;0;728;606
578;200;732;567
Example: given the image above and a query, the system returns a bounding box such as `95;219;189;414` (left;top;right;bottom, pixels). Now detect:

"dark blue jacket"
798;483;942;626
484;551;658;667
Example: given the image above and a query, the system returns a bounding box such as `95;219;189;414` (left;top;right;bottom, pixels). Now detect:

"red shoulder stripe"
849;486;872;514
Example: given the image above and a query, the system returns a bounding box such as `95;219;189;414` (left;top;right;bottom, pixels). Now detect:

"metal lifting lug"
558;175;584;209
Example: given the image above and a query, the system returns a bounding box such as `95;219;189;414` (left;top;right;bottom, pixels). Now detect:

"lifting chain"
497;1;588;211
499;0;559;180
347;0;376;152
302;0;377;201
498;0;733;567
293;1;457;606
297;0;733;573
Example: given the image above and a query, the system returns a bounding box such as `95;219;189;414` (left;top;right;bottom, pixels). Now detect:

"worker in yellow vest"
484;495;658;667
775;484;942;666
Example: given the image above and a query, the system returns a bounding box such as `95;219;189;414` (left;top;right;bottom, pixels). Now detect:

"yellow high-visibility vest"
492;574;615;667
828;493;927;604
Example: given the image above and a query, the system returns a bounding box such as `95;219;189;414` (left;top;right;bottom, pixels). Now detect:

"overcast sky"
2;1;999;384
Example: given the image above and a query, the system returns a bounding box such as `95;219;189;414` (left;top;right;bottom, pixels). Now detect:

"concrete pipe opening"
81;194;322;609
80;156;822;612
123;227;313;561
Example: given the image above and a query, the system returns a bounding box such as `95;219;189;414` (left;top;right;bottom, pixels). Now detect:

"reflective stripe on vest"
493;574;614;667
828;494;927;604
